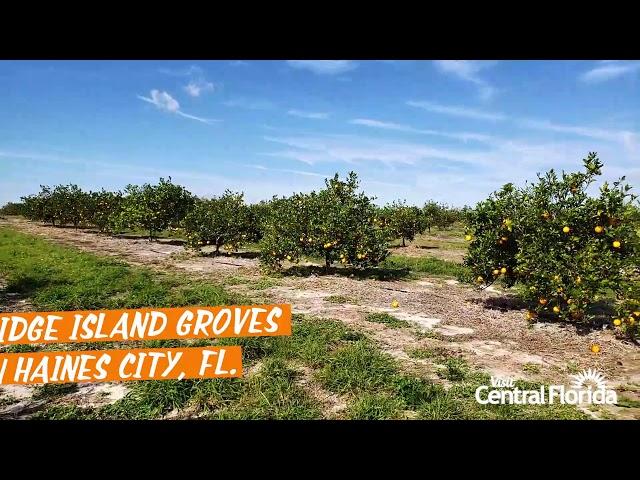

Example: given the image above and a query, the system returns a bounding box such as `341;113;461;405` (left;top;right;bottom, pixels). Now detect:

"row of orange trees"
14;174;460;264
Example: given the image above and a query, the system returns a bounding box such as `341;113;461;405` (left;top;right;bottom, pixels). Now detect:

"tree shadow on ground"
281;264;411;281
3;275;61;298
200;251;261;260
471;295;621;335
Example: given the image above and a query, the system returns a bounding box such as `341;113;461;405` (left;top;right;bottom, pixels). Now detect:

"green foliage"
88;189;123;233
183;191;251;254
464;153;640;336
114;177;194;240
381;200;425;246
260;172;390;271
0;202;25;216
365;312;410;328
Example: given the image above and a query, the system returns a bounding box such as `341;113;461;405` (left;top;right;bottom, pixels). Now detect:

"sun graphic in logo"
571;368;607;390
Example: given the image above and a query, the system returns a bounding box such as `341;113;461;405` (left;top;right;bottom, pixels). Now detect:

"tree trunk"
325;254;331;273
402;237;406;247
149;229;153;242
215;243;221;256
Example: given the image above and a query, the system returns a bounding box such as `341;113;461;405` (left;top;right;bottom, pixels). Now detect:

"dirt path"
2;217;639;419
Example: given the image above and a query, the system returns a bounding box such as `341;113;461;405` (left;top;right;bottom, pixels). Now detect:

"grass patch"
316;340;398;394
248;277;280;290
617;395;640;409
522;363;541;374
346;393;404;420
365;312;410;329
33;382;78;399
381;255;470;279
324;295;353;304
0;395;18;407
405;347;435;359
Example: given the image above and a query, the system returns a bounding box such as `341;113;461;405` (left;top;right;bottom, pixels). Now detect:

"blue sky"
0;60;638;207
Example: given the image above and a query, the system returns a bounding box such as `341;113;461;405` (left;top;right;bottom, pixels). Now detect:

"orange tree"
422;201;441;233
0;202;25;216
464;153;640;337
22;186;56;225
381;200;425;246
260;172;389;272
183;191;251;255
115;177;194;240
51;184;91;228
88;189;123;233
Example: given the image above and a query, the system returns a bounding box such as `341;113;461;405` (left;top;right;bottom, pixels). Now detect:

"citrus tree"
246;200;271;243
260;172;389;272
183;191;251;254
382;200;425;246
51;184;90;228
115;177;195;240
21;186;56;225
0;202;25;216
464;153;640;338
422;201;441;233
88;189;123;233
435;205;460;230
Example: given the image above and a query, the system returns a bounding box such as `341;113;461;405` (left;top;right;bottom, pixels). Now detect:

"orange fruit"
475;276;484;284
539;298;548;306
613;319;622;327
590;343;601;354
594;225;604;234
553;306;561;313
612;240;621;249
526;311;536;321
465;234;472;241
391;299;399;308
562;226;571;234
500;267;507;274
492;269;500;276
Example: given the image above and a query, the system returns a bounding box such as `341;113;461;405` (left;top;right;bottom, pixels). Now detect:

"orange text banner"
0;304;291;345
0;346;242;385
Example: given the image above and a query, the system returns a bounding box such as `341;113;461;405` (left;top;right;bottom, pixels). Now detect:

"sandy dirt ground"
1;217;639;420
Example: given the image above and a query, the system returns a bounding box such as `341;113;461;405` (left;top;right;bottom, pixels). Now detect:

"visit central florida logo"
475;368;618;406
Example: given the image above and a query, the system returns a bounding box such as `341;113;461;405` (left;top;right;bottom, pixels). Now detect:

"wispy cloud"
223;98;275;110
137;90;218;124
579;61;640;83
184;78;216;97
229;60;249;67
433;60;498;101
287;60;358;76
349;118;493;143
287;109;330;120
518;118;638;152
407;100;507;121
246;164;329;178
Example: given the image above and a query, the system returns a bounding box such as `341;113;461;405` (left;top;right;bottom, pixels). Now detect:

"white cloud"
579;61;640;83
287;60;358;76
433;60;498;101
287;109;330;120
184;78;215;97
137;90;218;124
407;100;507;121
518;118;637;146
229;60;249;67
349;118;493;143
138;90;180;112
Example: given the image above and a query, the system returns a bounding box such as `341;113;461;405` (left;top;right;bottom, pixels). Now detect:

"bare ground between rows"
2;217;640;419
